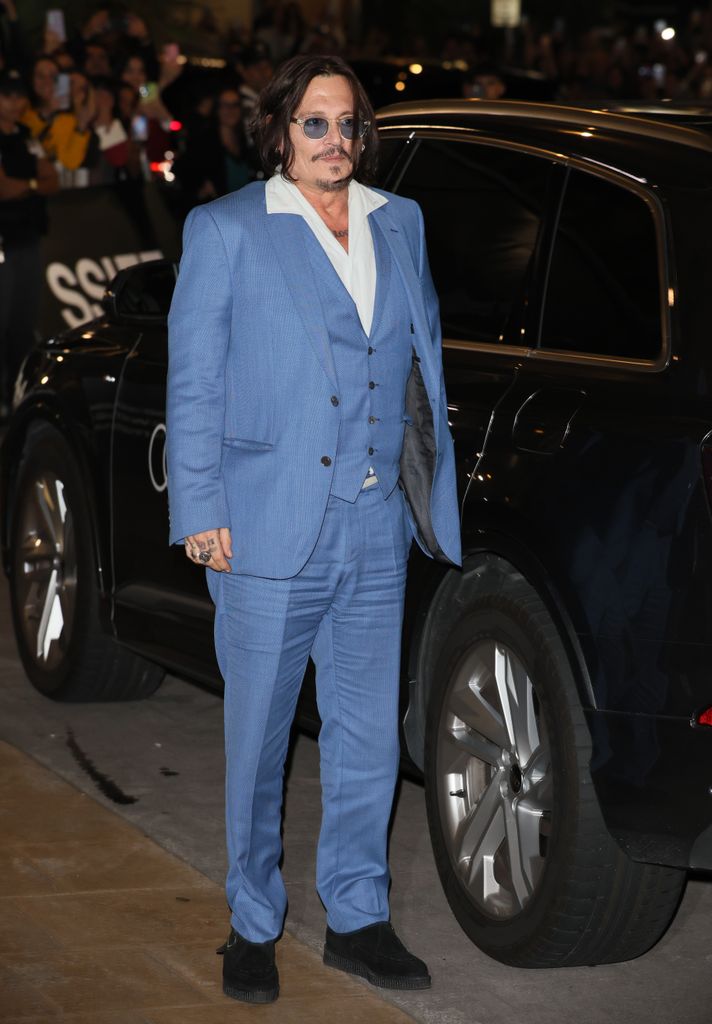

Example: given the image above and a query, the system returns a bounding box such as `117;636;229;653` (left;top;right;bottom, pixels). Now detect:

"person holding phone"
20;56;93;173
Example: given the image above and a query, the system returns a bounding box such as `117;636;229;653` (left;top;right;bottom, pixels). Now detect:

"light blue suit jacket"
166;181;461;577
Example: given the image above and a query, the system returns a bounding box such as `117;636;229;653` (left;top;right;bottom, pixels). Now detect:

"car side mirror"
102;258;178;324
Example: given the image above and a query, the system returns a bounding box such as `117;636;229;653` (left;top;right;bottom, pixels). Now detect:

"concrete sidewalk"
0;740;416;1023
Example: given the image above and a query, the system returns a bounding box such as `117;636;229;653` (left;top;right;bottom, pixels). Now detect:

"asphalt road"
1;576;710;1024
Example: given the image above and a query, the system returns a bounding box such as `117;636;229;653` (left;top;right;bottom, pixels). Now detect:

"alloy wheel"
436;639;553;919
14;472;77;671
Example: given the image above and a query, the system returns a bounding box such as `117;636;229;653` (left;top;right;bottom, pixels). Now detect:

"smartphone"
54;72;71;109
131;114;149;141
46;9;67;42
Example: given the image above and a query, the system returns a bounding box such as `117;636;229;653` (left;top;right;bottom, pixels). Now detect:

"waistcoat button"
368;381;375;389
321;456;332;466
368;346;374;354
330;395;339;406
368;447;374;455
368;415;376;424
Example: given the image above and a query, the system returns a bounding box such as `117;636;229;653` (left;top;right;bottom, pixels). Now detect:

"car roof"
375;99;712;189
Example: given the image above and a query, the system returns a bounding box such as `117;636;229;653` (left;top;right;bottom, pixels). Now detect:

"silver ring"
198;550;212;563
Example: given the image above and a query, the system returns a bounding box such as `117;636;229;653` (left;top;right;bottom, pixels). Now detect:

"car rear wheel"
424;570;685;967
9;424;165;701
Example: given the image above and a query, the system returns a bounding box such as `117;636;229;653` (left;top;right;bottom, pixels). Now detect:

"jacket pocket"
222;437;275;451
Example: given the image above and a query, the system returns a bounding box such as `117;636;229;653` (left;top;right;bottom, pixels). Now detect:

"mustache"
312;145;351;162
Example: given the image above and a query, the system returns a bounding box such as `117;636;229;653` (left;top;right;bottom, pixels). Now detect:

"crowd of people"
3;3;712;203
5;0;712;415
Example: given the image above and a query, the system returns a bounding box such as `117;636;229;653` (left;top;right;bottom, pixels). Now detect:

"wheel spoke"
36;568;63;660
452;772;503;889
450;724;501;766
494;645;538;762
506;797;545;907
448;661;509;750
34;478;65;552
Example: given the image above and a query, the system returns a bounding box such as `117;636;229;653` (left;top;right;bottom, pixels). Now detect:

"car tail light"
695;707;712;727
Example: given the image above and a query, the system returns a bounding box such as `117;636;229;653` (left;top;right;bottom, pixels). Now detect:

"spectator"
464;63;507;99
173;84;253;207
234;42;273;132
0;71;58;418
117;53;173;167
21;57;94;172
86;76;131;184
82;41;113;78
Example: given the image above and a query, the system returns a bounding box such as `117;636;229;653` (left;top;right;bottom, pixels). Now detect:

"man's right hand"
184;528;233;572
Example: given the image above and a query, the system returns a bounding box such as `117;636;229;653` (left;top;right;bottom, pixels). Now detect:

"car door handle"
512;388;586;454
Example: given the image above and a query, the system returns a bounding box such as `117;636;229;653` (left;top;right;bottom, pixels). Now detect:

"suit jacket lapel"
367;216;390;340
264;211;338;388
371;204;440;404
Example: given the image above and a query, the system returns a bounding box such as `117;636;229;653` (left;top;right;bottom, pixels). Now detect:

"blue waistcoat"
303;216;413;503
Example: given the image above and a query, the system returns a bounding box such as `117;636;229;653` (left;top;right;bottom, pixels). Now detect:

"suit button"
331;395;339;406
368;346;374;354
368;447;374;455
321;455;332;466
368;381;375;389
368;416;376;424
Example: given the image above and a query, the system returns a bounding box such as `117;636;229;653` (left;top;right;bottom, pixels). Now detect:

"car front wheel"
9;424;164;701
424;569;685;967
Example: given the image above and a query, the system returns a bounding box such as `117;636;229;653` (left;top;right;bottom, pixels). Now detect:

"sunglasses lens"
303;117;328;139
339;118;355;139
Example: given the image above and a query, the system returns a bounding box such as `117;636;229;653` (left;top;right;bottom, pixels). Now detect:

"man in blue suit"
167;54;461;1004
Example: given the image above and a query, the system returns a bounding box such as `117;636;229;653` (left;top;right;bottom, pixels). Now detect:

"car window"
394;138;550;345
375;136;406;189
539;168;663;361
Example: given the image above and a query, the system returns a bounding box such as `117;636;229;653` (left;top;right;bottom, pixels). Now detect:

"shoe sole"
223;981;279;1003
323;949;431;990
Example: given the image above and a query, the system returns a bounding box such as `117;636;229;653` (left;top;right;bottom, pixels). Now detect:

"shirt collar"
265;173;388;218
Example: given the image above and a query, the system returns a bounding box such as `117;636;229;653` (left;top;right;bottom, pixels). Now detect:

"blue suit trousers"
207;483;412;941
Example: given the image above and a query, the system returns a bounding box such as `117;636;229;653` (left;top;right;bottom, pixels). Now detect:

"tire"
8;424;165;701
424;570;685;968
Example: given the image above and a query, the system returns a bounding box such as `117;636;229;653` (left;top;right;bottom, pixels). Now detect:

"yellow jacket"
21;107;91;171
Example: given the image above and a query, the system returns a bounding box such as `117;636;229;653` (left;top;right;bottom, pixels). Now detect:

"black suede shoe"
216;928;279;1003
323;921;431;990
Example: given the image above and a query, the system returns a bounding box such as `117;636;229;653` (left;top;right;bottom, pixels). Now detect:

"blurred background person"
173;84;253;208
0;71;58;419
88;75;132;183
21;56;94;174
234;42;273;132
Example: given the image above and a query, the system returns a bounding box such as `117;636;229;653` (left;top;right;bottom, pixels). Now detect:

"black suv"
3;100;712;971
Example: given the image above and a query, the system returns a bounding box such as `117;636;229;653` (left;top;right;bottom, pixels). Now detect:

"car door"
110;264;221;686
465;160;695;724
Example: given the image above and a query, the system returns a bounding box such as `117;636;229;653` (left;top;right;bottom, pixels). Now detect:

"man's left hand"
184;527;233;572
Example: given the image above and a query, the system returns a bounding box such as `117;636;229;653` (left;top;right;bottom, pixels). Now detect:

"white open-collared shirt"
265;172;388;337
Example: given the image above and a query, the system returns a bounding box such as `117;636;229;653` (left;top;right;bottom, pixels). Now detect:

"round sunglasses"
290;115;370;140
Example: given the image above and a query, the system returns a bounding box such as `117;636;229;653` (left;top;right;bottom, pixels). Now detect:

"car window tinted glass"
540;169;662;360
375;136;405;187
395;139;550;344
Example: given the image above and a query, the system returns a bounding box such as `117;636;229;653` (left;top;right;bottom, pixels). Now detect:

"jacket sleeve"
166;204;233;544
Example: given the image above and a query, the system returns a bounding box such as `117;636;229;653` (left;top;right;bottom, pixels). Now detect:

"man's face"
287;74;355;194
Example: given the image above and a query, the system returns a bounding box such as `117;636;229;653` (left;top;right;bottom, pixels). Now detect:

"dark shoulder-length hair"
253;55;378;184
